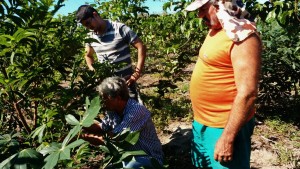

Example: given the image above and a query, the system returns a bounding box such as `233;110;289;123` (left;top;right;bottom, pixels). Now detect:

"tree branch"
13;101;31;134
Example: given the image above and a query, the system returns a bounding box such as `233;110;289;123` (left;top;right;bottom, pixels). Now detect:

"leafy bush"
0;1;114;168
257;19;300;121
0;0;299;168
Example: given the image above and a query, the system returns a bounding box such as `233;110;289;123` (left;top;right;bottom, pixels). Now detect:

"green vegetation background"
0;0;299;168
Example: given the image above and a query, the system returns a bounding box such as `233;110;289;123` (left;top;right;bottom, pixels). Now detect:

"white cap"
185;0;210;11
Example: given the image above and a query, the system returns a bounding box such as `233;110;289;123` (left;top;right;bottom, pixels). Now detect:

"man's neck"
115;99;128;116
95;19;107;35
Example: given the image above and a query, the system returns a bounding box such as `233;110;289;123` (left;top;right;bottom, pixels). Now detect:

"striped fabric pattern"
100;99;164;165
86;20;138;78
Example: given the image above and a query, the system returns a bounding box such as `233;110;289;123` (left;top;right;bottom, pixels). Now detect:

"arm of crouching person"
81;120;105;146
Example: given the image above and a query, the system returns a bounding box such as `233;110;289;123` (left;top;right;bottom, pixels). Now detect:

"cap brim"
185;0;209;11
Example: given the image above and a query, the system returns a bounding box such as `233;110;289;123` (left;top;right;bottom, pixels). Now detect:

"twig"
260;135;277;144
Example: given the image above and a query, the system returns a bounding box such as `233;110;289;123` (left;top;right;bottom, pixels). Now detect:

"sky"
4;0;268;16
55;0;268;16
55;0;168;16
3;0;269;16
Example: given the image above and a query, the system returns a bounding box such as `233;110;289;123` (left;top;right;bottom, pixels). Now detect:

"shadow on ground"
159;122;195;169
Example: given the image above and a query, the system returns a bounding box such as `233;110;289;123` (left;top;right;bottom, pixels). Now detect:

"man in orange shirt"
185;0;262;168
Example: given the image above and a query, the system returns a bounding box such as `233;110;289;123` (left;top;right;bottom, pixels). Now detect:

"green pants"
191;118;255;169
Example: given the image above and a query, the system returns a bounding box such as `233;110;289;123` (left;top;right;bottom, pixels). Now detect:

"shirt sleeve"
120;24;138;44
113;105;150;133
84;32;93;47
100;115;111;132
100;112;121;132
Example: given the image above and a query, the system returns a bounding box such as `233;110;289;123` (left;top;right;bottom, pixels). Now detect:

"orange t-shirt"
190;29;255;128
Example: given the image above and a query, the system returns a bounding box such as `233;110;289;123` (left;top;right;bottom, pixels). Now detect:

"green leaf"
85;96;91;108
273;1;284;8
81;96;100;127
13;163;27;169
18;148;38;157
17;78;29;90
124;131;140;145
115;150;147;164
44;109;58;119
39;143;60;156
75;141;90;154
36;142;50;153
65;139;85;149
59;148;70;160
99;145;110;153
0;77;8;86
0;36;11;46
106;141;121;157
10;51;15;64
31;124;46;143
0;134;12;146
0;133;19;152
163;2;171;11
13;28;36;42
61;125;82;148
15;149;44;169
0;153;18;169
43;152;59;169
65;114;80;125
112;128;131;140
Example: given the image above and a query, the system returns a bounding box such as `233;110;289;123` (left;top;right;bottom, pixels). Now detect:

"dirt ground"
158;120;299;169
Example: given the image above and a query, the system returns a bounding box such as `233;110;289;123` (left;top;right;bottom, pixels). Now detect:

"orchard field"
0;0;299;168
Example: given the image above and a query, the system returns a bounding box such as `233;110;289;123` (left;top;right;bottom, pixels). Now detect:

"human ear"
92;11;98;17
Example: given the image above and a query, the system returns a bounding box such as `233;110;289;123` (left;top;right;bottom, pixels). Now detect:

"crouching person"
81;76;164;168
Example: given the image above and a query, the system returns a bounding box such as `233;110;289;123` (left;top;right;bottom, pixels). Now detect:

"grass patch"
256;118;300;167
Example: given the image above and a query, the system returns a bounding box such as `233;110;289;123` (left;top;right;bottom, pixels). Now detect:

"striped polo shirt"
100;99;164;165
86;20;138;78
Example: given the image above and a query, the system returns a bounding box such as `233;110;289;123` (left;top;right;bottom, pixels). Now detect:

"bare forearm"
81;121;105;145
81;133;105;146
132;38;146;78
213;92;257;162
82;120;103;135
85;55;95;71
222;93;257;141
127;39;146;85
136;44;146;73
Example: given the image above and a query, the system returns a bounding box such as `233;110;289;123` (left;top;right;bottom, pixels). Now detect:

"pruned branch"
13;101;31;133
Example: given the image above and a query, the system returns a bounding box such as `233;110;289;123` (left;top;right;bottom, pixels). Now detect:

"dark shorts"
191;118;255;169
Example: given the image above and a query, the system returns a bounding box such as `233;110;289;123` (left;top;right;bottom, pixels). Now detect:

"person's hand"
80;133;104;146
82;120;103;135
126;71;141;86
90;67;95;71
214;135;234;163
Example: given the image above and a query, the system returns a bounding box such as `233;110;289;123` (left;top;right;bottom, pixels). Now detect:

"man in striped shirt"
81;77;164;168
76;5;146;101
